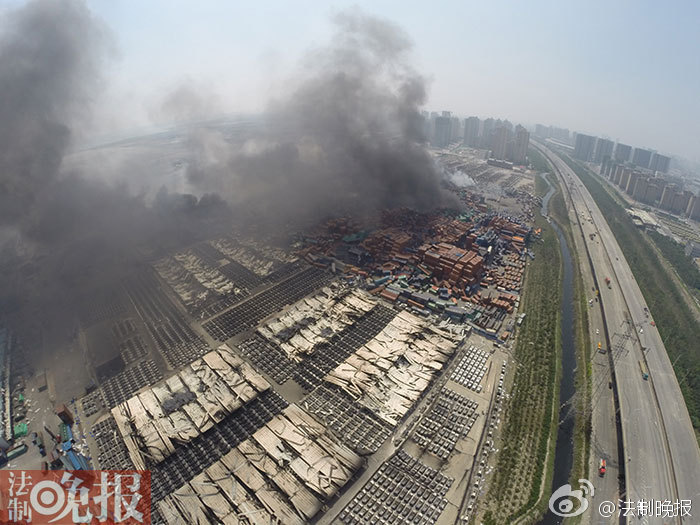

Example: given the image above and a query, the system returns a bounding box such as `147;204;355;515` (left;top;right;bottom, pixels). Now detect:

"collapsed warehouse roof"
154;249;242;310
111;344;270;468
210;237;298;277
157;403;362;524
257;285;377;362
325;310;458;425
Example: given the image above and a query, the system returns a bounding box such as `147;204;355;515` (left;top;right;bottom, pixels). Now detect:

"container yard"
2;181;533;524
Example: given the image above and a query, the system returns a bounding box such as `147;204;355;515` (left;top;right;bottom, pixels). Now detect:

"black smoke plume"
0;0;108;226
0;4;457;363
185;10;457;228
0;1;230;345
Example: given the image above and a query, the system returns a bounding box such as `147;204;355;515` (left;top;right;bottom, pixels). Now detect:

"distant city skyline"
424;111;679;163
422;110;676;173
2;0;697;161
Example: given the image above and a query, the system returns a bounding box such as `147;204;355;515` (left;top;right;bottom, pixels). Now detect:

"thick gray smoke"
186;11;457;228
0;1;230;341
446;169;476;188
0;4;459;359
151;80;222;125
0;0;108;227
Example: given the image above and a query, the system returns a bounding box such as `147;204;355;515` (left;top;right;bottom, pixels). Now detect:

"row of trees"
647;230;700;300
484;214;561;523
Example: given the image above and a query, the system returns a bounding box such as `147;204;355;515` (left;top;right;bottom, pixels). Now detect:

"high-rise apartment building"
535;124;549;138
463;117;480;147
644;182;664;205
614;143;632;162
632;177;649;201
631;147;653;169
686;195;700;220
593;138;614;163
619;168;632;190
671;191;693;215
612;164;624;184
573;133;596;161
660;184;677;210
512;125;530;164
491;126;511;160
574;133;596;162
432;116;452;148
450;116;461;142
551;127;570;143
534;124;569;143
649;153;671;173
481;118;495;149
625;171;641;195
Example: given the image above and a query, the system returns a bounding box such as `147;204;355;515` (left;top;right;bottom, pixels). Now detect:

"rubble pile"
257;285;377;362
210;237;297;277
154;250;242;312
292;198;533;341
325;310;457;425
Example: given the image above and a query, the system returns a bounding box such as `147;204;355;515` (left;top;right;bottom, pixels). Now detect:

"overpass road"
534;142;700;524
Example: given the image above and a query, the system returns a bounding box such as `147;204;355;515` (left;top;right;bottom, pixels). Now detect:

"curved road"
535;142;700;525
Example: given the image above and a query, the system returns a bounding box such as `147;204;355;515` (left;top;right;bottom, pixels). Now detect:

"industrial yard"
1;152;538;524
3;3;700;525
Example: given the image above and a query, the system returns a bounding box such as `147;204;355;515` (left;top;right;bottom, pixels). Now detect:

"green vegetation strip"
562;156;700;436
647;230;700;303
483;212;561;524
529;147;551;175
534;172;549;198
546;172;592;501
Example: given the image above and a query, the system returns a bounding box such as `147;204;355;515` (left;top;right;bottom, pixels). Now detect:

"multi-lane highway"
534;142;700;524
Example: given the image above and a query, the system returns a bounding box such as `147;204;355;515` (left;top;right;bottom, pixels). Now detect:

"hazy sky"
4;1;699;159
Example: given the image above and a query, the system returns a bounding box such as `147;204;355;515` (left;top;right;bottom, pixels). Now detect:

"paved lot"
317;334;504;525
